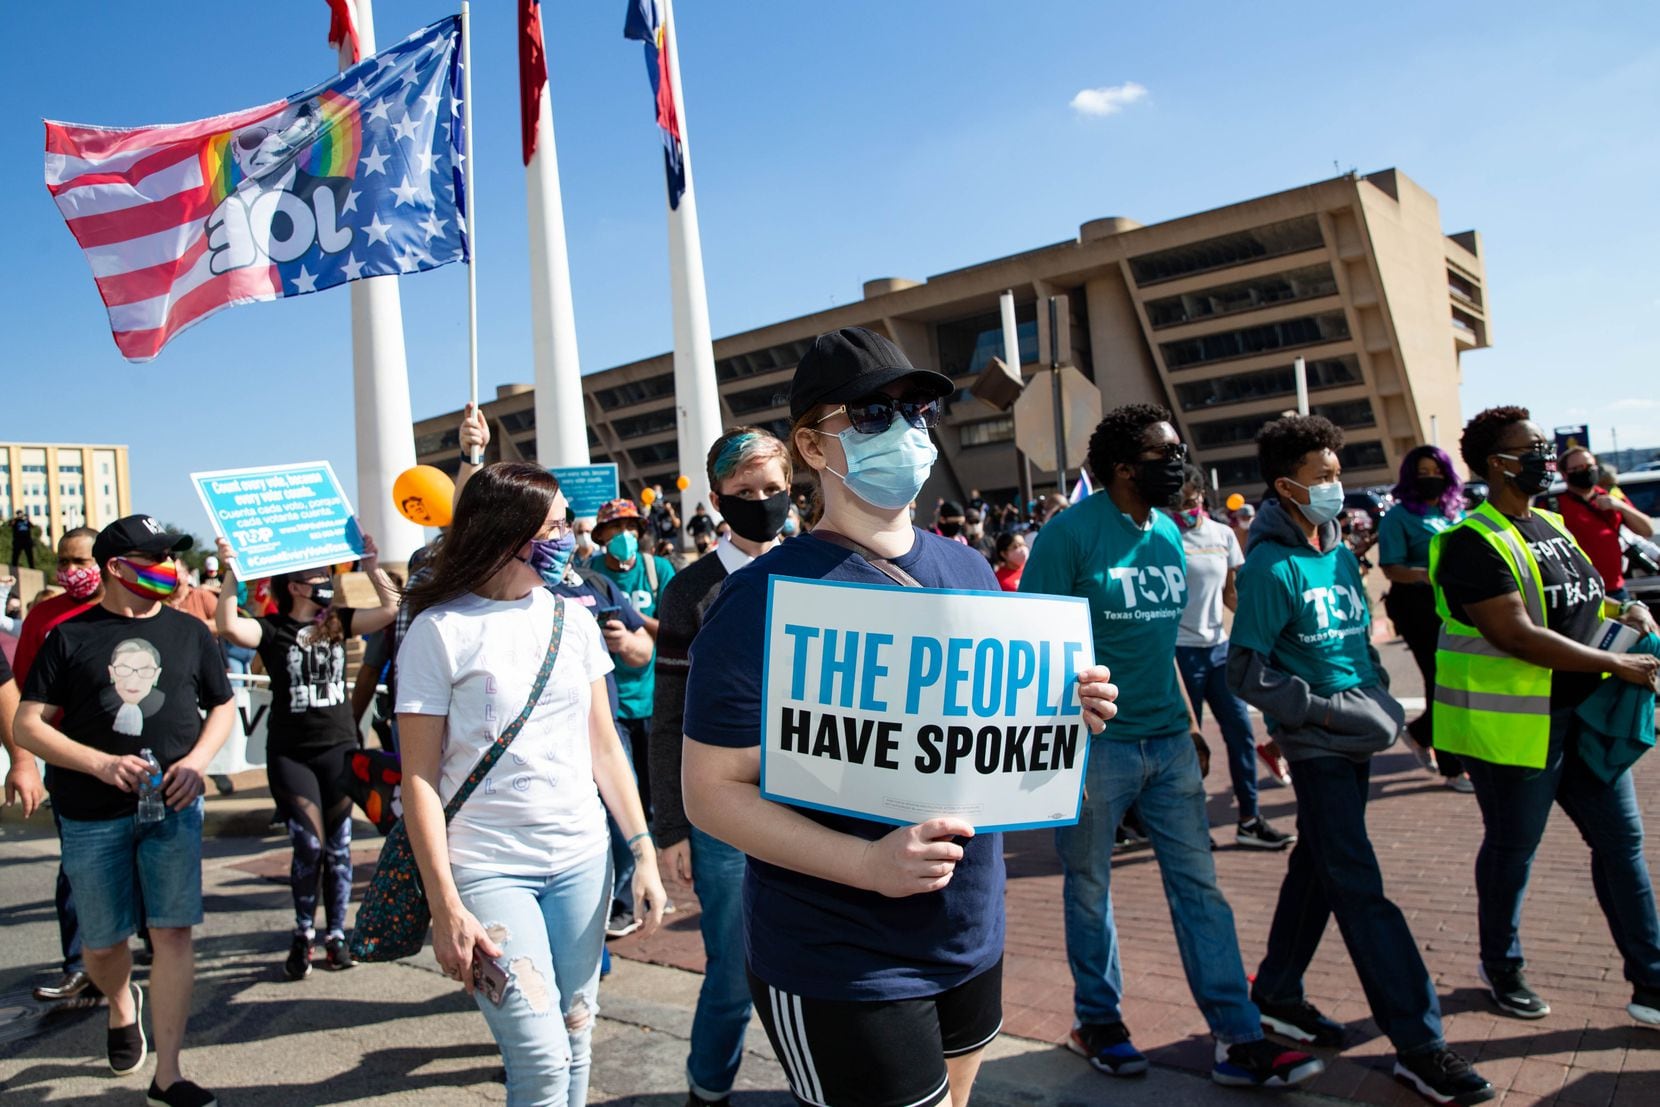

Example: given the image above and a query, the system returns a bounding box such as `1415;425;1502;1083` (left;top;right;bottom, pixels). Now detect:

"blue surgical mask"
523;533;575;585
606;530;639;565
820;420;937;511
1286;479;1345;526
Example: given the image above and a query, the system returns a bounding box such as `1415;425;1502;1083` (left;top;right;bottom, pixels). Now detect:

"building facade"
414;168;1489;509
1;442;132;548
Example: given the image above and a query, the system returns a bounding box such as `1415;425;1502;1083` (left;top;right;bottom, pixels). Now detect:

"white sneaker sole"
1258;1012;1318;1043
109;982;147;1076
1235;832;1296;850
1629;1001;1660;1028
1477;964;1549;1019
1392;1061;1494;1105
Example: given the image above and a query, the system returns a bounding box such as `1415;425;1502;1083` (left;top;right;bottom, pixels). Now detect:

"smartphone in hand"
472;950;509;1006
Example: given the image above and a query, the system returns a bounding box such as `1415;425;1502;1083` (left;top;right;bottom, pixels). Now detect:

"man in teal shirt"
1022;404;1320;1091
1226;414;1492;1106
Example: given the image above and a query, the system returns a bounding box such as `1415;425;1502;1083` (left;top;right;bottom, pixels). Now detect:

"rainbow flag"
45;16;466;361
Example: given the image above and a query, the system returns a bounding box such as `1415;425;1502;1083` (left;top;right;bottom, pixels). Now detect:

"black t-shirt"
1437;511;1606;707
255;609;358;755
10;517;31;540
21;605;233;820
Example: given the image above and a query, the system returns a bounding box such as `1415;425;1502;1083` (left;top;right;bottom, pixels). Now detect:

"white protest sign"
761;576;1096;831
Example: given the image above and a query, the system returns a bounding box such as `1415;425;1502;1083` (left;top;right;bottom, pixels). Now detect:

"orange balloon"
334;561;356;575
393;465;455;527
640;487;657;507
1226;493;1245;512
676;475;690;491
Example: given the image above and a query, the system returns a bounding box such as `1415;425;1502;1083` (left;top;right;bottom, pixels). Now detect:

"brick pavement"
613;638;1660;1106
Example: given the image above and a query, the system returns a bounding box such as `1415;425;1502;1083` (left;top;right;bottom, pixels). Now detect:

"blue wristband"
626;831;651;849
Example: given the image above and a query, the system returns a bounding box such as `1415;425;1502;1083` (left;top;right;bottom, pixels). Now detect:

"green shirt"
1019;492;1190;740
1231;538;1377;697
590;554;676;719
1377;503;1461;570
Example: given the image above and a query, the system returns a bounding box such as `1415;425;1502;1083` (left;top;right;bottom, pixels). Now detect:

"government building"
414;168;1490;508
1;442;131;547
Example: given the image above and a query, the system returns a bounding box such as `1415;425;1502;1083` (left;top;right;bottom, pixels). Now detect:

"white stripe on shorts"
769;984;826;1105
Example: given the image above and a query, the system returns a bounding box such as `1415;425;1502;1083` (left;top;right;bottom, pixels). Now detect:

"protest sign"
550;463;620;518
192;461;362;579
761;576;1096;831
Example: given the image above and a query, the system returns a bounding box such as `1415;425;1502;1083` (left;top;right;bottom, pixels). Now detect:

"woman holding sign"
682;328;1119;1107
216;535;398;979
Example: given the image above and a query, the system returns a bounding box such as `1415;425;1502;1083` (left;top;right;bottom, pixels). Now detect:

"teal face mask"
1286;479;1345;526
606;530;639;565
821;419;937;511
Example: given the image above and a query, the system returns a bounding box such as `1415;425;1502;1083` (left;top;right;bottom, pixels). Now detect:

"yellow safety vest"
1427;500;1577;769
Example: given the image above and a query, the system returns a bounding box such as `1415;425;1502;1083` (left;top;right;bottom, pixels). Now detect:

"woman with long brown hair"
396;462;664;1106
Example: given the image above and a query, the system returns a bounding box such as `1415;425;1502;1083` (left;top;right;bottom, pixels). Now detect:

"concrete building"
414;168;1489;508
1;442;131;548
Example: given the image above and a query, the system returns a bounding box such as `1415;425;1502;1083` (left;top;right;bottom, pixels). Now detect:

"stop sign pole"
1048;295;1069;494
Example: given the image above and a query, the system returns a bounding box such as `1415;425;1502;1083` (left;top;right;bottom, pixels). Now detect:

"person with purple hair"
1378;445;1470;791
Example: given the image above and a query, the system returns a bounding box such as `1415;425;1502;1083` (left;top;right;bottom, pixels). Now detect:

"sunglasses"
1139;442;1189;462
818;395;942;436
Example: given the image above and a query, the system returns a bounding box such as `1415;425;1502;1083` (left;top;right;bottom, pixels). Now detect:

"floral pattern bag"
351;598;566;962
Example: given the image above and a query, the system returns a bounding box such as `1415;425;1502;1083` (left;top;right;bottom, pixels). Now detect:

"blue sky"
7;0;1659;534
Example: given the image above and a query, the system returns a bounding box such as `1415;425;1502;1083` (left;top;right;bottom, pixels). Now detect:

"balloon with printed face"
1226;493;1245;512
676;475;690;491
393;466;455;527
640;487;657;507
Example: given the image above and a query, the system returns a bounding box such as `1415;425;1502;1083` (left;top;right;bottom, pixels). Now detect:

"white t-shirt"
1177;517;1244;648
395;588;615;875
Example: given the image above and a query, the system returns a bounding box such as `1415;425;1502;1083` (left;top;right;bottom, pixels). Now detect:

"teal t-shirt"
1376;504;1461;570
591;553;676;719
1019;492;1189;740
1231;539;1377;697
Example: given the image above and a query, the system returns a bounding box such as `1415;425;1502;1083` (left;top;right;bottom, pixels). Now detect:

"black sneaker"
324;935;355;971
1393;1047;1494;1105
284;933;313;981
108;982;147;1076
1067;1021;1148;1076
605;904;641;939
1211;1038;1323;1087
1257;999;1347;1048
685;1093;729;1107
147;1077;219;1107
1479;963;1548;1019
1629;986;1660;1028
1237;817;1295;850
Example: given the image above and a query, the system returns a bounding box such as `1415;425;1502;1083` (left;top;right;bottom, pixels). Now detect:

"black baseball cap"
789;327;954;421
92;515;193;565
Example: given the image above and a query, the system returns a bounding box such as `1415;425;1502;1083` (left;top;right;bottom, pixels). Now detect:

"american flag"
623;0;686;209
45;16;467;362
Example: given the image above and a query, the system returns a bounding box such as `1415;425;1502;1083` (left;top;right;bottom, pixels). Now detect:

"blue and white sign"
192;461;362;579
761;577;1096;831
550;463;620;519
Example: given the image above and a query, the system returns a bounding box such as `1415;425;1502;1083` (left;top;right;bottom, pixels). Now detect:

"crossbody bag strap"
812;529;923;589
442;596;567;823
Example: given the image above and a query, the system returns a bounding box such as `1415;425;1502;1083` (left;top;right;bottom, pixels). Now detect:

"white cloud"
1070;82;1148;118
1609;398;1657;411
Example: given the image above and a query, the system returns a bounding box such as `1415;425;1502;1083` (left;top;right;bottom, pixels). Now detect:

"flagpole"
524;4;590;470
660;0;724;543
460;0;482;465
339;0;425;561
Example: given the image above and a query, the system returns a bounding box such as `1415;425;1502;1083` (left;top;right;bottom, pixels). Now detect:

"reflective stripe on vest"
1433;686;1552;715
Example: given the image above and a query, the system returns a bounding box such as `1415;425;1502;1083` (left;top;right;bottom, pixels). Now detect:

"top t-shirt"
1558;491;1627;593
1019;493;1190;740
396;588;615;875
1175;515;1243;649
549;567;646;721
1231;538;1378;697
683;529;1006;1002
1434;510;1605;708
21;605;233;820
255;609;358;755
590;554;676;720
1377;503;1461;571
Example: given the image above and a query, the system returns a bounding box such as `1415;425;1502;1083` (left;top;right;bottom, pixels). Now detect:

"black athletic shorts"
749;958;1003;1107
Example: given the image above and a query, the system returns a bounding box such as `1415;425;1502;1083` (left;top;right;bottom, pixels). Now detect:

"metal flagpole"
459;1;482;465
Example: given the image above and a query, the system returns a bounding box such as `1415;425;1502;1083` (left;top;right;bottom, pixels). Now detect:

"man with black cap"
15;514;234;1107
681;327;1123;1107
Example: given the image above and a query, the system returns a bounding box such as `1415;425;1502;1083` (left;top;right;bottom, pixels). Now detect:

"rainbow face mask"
113;557;179;600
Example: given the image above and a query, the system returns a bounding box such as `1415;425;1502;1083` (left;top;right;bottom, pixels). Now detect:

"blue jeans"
1055;733;1261;1043
606;725;639;913
58;798;204;951
454;850;611;1107
1462;708;1660;989
1176;642;1260;820
1254;755;1443;1054
687;827;752;1099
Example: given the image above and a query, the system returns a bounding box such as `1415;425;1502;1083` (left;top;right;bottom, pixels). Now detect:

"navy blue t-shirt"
684;528;1006;1002
551;568;644;721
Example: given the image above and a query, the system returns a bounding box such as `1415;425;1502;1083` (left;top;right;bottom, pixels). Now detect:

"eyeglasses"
539;519;573;540
111;664;158;680
1139;442;1189;462
818;395;941;436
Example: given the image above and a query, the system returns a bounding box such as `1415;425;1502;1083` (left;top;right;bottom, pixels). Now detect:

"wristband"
626;831;652;849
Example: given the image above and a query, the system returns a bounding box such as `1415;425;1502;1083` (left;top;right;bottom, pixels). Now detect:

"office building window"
612;408;677;440
1340;441;1387;471
935;302;1046;379
416;429;461;456
627;442;679;467
594;373;676;411
1189;398;1375;450
497;409;535;433
716;338;813;383
1128;216;1325;286
1160;311;1351;369
727;383;789;417
1173;356;1361;410
1144;264;1338;328
959;416;1014;449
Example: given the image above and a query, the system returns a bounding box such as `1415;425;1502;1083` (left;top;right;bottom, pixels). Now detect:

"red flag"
325;0;360;64
519;0;547;165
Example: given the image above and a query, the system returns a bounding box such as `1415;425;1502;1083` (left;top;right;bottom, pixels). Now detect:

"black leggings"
268;744;355;939
1384;583;1462;778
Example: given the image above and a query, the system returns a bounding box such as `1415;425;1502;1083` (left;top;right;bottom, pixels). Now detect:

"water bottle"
137;748;165;824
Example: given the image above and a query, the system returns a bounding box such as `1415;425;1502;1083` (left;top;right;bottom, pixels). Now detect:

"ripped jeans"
453;850;610;1107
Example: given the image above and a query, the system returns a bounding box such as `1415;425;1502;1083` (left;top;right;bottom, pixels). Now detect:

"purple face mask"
522;532;576;583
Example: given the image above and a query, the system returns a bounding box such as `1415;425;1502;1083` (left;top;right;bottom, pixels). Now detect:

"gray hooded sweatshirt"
1224;499;1405;762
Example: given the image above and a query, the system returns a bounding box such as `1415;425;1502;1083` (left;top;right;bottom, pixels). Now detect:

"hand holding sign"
1074;664;1118;734
862;817;975;897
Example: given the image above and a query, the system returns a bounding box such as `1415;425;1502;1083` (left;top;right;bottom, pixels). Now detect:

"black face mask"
1564;468;1597;491
937;520;963;538
1499;451;1555;496
1135;457;1187;507
1413;476;1447;501
716;491;790;543
309;583;335;607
